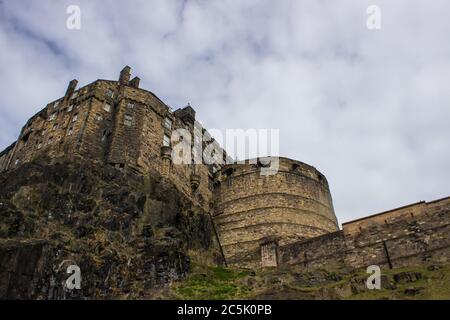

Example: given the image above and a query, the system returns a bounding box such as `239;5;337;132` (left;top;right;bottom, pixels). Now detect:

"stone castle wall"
0;67;224;212
278;196;450;270
2;66;448;273
213;158;339;267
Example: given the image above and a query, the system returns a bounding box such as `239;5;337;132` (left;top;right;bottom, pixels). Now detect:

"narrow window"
101;130;108;142
49;113;56;121
209;179;214;192
227;176;233;187
163;134;171;147
48;137;53;145
67;105;73;112
104;103;112;112
67;127;73;136
72;113;78;122
124;114;133;127
164;117;173;130
52;124;58;131
37;142;42;149
15;159;20;166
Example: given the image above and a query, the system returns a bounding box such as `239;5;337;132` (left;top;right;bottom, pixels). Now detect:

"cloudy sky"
0;0;449;223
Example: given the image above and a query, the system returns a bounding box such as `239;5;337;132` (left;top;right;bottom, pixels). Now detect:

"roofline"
342;201;425;225
427;195;450;204
0;142;17;157
342;195;450;226
221;157;324;175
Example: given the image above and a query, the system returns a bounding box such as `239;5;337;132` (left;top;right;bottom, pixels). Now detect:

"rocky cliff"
0;157;223;299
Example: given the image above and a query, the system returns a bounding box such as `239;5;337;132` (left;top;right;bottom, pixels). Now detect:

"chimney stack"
129;76;140;88
65;79;78;99
119;66;131;85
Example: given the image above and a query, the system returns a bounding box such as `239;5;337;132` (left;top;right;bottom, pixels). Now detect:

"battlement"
218;157;331;190
342;196;450;235
278;196;450;270
213;157;338;267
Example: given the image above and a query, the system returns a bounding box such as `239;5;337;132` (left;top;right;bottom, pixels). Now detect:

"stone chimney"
129;76;140;88
119;66;131;85
65;79;78;99
173;104;196;125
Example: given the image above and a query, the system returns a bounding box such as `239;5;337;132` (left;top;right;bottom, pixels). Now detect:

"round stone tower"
212;157;338;267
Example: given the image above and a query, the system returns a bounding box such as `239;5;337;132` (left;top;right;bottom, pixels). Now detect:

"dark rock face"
0;240;47;299
393;272;423;284
0;157;223;299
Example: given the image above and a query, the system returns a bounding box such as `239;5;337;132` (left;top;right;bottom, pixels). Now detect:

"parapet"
213;157;338;267
342;196;450;235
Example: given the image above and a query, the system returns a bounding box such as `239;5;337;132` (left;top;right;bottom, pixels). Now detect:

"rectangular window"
127;102;135;109
164;117;173;130
15;159;20;166
68;128;73;136
72;114;78;122
67;105;73;112
124;115;133;127
104;103;112;112
163;134;171;147
227;176;233;187
209;179;214;192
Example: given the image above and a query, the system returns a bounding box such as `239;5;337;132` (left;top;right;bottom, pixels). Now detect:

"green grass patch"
172;265;251;300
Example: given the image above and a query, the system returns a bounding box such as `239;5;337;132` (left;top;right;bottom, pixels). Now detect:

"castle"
1;67;449;270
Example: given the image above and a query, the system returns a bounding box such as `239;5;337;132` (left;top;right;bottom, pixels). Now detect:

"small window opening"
124;114;133;127
164;117;173;130
101;130;110;142
163;134;171;147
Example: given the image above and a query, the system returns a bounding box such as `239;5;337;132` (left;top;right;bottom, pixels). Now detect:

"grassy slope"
168;263;450;300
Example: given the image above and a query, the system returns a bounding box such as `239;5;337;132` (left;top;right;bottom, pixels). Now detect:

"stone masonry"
1;67;448;270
